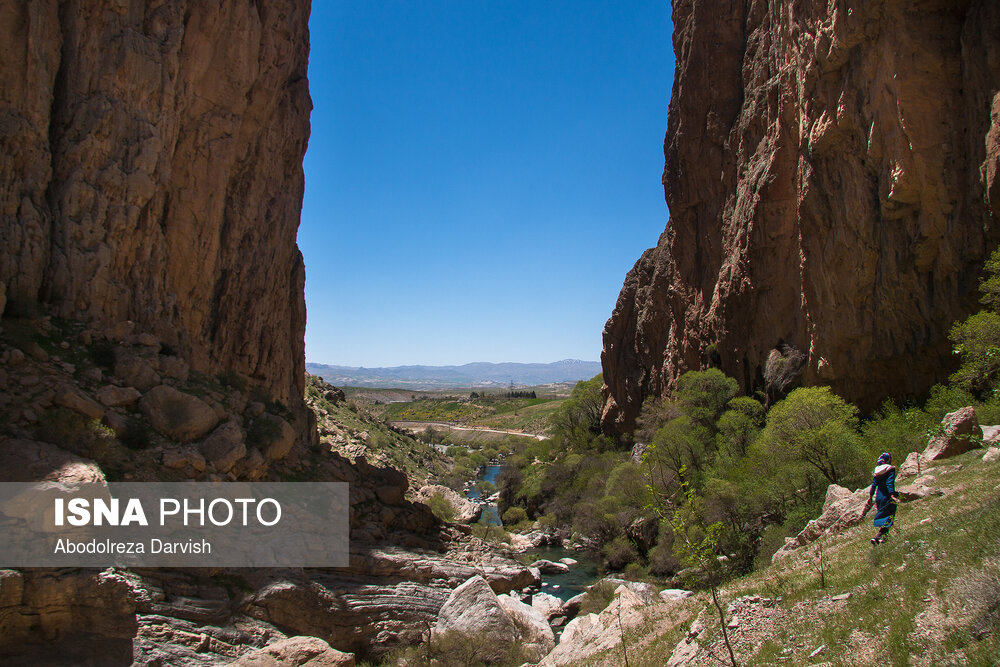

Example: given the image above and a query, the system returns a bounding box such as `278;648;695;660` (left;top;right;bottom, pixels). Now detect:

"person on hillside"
864;452;900;545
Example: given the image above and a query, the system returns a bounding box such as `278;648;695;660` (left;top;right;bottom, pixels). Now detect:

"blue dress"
869;465;897;528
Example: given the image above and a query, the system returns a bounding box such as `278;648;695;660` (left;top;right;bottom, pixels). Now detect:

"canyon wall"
603;0;1000;435
0;0;311;405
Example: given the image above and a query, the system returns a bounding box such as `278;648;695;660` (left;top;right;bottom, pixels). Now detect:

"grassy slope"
568;448;1000;666
306;375;452;486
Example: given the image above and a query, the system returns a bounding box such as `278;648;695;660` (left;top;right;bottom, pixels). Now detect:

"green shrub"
247;417;282;449
36;407;120;458
579;580;618;615
425;491;456;523
602;536;640;571
501;506;528;525
471;521;510;545
121;416;153;450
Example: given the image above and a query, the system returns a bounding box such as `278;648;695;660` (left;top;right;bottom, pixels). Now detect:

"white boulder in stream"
531;591;564;621
530;559;570;574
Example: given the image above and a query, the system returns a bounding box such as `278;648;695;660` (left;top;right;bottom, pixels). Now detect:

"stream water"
466;463;601;602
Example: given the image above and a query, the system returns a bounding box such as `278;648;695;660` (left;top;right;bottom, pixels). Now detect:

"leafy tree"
676;368;739;428
950;247;1000;394
715;396;765;468
754;386;866;486
647;415;712;486
672;476;738;667
548;374;606;442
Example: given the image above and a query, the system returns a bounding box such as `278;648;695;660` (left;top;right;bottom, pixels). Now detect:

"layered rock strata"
603;0;1000;435
0;0;310;406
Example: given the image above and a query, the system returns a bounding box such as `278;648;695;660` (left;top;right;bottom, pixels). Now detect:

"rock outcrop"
602;0;1000;435
414;484;482;524
923;406;983;460
0;0;311;406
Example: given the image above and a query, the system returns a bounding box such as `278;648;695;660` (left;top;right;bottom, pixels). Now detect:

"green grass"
553;450;1000;666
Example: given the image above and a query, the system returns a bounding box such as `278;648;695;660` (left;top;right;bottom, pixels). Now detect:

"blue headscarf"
877;452;891;465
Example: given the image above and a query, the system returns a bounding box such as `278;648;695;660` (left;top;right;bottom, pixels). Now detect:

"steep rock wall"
603;0;1000;435
0;0;310;404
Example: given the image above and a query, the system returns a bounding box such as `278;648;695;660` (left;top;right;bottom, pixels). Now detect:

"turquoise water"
465;464;603;599
466;464;502;525
526;546;602;602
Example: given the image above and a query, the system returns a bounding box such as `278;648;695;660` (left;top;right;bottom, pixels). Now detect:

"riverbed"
465;463;601;601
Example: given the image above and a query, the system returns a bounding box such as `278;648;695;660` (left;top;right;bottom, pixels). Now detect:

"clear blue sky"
299;1;674;367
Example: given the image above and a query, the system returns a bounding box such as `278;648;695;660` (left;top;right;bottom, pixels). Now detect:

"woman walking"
864;452;900;545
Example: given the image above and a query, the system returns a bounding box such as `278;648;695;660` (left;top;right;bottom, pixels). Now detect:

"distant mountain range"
305;359;602;389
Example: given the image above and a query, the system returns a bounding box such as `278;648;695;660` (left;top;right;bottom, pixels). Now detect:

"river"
466;463;601;602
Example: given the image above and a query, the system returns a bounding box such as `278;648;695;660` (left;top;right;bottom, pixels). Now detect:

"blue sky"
299;1;674;367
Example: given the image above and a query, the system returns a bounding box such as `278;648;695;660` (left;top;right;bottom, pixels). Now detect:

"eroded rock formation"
603;0;1000;435
0;0;310;405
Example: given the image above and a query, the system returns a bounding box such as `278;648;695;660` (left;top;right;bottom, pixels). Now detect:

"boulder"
199;420;246;473
898;451;926;477
530;559;570;575
497;594;555;659
561;592;587;619
414;484;482;523
924;407;983;460
772;484;870;561
158;356;190;382
896;484;942;501
54;386;104;420
558;557;578;566
0;439;104;484
434;575;518;643
659;589;694;602
593;578;659;605
984;447;1000;463
229;636;355;667
539;586;648;666
530;591;564;620
981;425;1000;444
139;385;219;442
113;350;161;392
162;447;207;473
257;413;296;460
95;385;141;408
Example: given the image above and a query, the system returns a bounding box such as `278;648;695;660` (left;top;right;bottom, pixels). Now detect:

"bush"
425;491;456;523
36;407;121;458
246;416;282;450
602;536;640;571
121;416;153;450
579;580;618;615
755;386;867;487
501;506;528;525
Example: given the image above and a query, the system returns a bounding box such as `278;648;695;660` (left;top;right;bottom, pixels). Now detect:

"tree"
672;475;738;667
676;368;739;428
755;386;865;487
715;396;765;465
950;247;1000;394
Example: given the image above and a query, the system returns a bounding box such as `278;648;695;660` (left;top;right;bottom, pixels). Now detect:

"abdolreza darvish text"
53;538;212;554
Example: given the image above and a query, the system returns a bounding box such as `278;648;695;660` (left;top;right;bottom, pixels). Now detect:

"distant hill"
305;359;602;389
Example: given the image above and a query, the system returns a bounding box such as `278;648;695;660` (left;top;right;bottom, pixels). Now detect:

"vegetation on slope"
305;373;452;486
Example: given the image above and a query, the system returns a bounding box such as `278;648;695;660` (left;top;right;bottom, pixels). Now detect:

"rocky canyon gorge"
602;0;1000;436
1;0;309;407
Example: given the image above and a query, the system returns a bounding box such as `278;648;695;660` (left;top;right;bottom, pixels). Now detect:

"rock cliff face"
0;0;310;405
603;0;1000;435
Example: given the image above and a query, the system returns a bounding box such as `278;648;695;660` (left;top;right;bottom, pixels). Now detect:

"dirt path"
391;421;547;441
